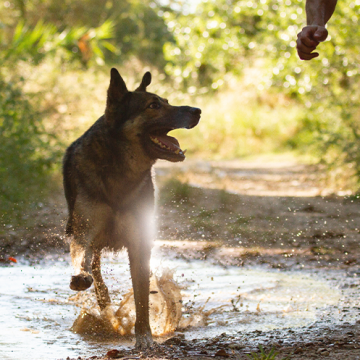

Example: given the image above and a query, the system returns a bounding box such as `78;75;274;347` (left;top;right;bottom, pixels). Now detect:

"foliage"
0;78;60;224
163;0;269;90
246;345;290;360
1;0;174;68
0;18;116;67
1;20;57;65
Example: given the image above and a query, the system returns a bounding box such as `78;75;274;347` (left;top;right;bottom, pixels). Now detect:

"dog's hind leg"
69;236;94;291
92;250;111;310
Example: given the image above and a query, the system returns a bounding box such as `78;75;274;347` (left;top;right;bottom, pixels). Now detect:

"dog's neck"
122;145;156;181
104;130;155;182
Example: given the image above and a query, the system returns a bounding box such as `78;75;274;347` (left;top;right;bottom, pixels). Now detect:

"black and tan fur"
62;68;201;348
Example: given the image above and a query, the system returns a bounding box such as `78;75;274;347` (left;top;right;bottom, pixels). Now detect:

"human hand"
296;25;328;60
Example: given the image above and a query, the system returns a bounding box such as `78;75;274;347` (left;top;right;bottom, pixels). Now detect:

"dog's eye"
149;102;161;109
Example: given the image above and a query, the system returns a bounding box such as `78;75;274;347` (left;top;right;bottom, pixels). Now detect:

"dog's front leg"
69;237;94;291
128;243;153;349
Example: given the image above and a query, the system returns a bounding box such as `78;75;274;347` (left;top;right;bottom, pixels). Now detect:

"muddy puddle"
0;241;357;360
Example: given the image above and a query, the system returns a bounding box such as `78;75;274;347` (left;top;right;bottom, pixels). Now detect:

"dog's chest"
104;170;154;208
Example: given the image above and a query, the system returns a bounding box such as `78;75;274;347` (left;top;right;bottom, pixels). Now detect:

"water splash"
72;269;183;337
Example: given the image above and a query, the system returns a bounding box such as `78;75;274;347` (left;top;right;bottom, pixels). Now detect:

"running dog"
62;68;201;348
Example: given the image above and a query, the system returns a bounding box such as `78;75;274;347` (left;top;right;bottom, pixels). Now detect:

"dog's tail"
63;143;77;236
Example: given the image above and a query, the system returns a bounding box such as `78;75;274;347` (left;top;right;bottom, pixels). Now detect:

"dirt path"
1;157;359;359
156;158;360;269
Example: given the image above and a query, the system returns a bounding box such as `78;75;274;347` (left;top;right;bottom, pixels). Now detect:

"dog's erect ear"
108;68;128;100
105;68;129;125
135;72;152;92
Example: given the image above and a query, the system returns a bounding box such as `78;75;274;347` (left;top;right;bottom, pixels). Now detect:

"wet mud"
2;244;359;360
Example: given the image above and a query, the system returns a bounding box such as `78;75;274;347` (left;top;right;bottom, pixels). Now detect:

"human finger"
297;49;319;60
313;26;328;42
297;27;320;48
296;37;318;59
296;37;317;53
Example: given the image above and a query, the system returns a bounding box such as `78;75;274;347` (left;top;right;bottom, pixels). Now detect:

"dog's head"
105;68;201;162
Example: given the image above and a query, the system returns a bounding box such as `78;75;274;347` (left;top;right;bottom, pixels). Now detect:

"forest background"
1;0;359;227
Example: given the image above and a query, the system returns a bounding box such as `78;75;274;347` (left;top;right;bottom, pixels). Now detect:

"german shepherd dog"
63;68;201;348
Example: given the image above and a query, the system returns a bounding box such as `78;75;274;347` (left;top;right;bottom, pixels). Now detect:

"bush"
0;78;61;225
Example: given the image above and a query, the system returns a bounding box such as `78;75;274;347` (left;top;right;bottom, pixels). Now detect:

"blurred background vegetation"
0;0;359;226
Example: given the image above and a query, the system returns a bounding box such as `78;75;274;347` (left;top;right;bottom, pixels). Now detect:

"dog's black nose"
186;107;201;129
190;107;201;116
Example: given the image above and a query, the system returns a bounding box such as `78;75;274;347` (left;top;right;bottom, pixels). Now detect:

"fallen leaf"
106;349;120;358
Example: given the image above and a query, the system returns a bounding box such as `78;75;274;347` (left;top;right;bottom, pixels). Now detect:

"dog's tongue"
150;135;182;153
159;135;180;150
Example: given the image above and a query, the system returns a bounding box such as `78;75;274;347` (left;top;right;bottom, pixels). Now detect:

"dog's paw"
70;274;93;291
135;333;154;350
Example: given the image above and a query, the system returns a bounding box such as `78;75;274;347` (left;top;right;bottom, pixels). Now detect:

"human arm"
296;0;337;60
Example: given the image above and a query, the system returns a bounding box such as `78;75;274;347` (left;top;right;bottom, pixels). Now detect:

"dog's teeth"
151;136;160;145
151;135;184;155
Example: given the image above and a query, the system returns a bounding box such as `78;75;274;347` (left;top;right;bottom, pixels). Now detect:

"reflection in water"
0;243;342;360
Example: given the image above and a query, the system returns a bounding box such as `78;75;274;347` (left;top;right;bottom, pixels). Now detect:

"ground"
1;156;359;359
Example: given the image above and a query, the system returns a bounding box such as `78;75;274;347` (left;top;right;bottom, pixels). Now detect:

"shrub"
0;78;60;225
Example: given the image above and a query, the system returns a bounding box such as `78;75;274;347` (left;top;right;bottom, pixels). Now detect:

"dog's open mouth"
145;109;200;162
149;131;186;161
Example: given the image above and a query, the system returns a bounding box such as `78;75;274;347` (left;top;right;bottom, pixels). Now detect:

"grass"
159;178;193;204
246;345;290;360
219;188;234;205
